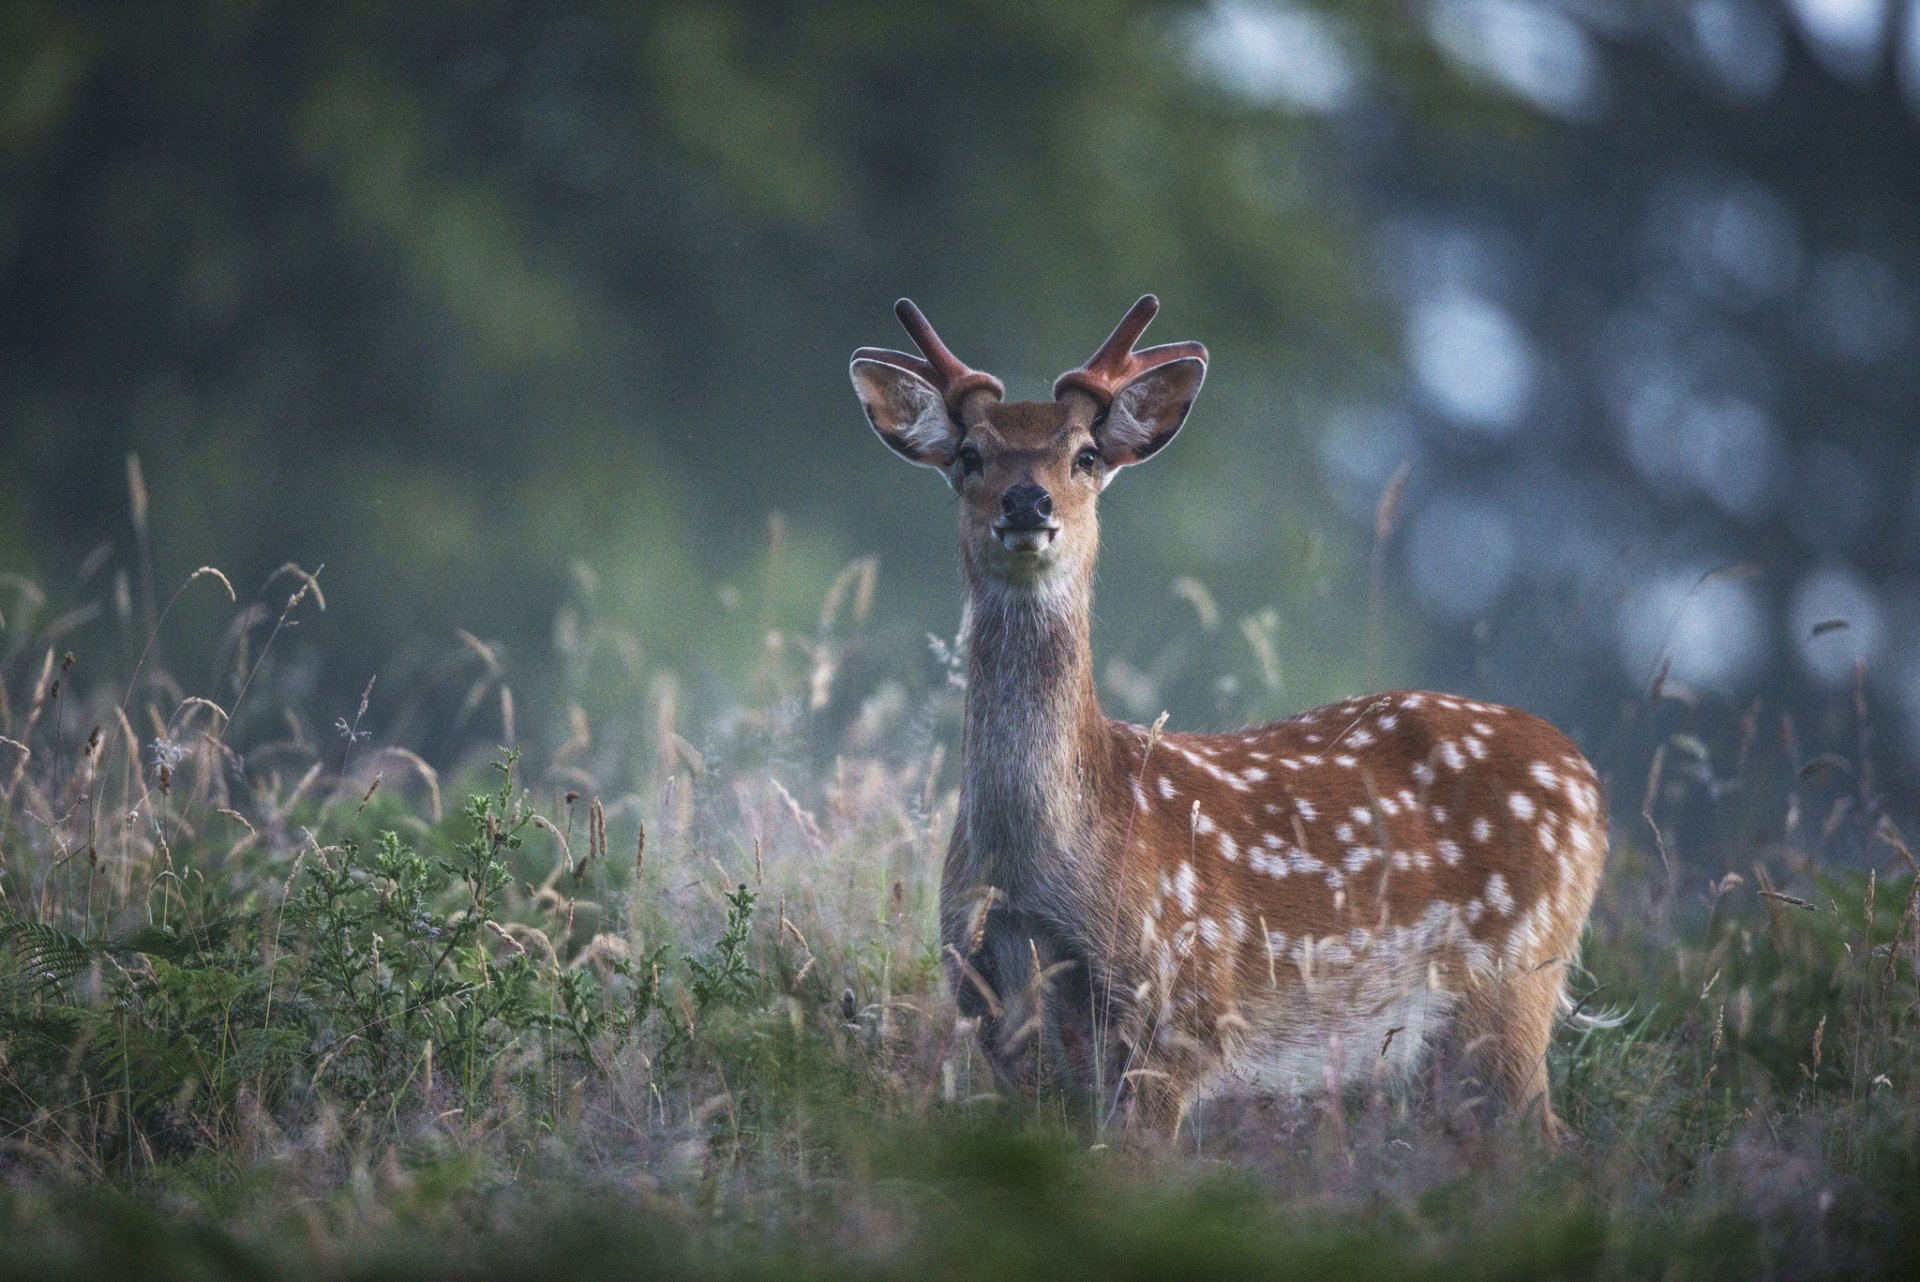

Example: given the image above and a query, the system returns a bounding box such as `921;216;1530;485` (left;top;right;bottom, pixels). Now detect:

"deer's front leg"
946;912;1095;1105
1095;974;1221;1143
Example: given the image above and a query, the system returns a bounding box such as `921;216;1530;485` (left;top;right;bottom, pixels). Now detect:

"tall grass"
0;476;1915;1280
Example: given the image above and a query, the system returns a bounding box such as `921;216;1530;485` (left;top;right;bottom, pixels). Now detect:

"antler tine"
851;299;1004;415
894;299;967;384
1054;294;1207;406
1083;294;1161;377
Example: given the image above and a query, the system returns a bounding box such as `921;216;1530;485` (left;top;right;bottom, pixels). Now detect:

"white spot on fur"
1227;908;1248;943
1343;846;1381;872
1472;816;1493;843
1485;872;1516;916
1508;792;1535;821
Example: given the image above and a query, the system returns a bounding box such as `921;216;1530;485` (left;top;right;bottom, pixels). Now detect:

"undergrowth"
1;514;1916;1280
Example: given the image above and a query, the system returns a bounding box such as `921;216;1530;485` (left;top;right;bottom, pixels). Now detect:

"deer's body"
852;297;1608;1138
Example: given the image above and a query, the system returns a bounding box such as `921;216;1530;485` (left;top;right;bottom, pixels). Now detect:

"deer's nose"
999;482;1054;529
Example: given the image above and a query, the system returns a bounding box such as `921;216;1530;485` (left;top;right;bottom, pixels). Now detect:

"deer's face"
952;399;1098;582
850;297;1206;590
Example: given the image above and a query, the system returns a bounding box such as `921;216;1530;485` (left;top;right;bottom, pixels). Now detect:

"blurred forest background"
3;0;1918;838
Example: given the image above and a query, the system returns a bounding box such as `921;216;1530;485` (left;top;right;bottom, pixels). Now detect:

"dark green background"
4;1;1917;814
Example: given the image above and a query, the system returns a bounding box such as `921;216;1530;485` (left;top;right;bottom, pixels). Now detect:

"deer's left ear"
1098;356;1206;470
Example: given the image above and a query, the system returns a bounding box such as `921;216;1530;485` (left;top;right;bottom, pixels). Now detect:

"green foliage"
284;756;547;1105
685;883;763;1015
0;753;787;1162
0;918;94;1001
3;544;1917;1279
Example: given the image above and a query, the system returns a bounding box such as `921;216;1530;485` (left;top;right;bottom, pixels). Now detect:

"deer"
848;296;1610;1143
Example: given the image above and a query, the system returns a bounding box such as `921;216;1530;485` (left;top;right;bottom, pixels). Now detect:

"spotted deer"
849;296;1609;1141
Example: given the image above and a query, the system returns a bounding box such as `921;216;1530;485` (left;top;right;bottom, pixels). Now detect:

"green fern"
0;916;97;1001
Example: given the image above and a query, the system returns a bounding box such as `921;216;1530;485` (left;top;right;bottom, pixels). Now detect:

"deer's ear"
851;358;959;469
1098;356;1206;471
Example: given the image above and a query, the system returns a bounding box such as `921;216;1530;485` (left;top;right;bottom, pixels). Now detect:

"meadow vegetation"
1;500;1916;1281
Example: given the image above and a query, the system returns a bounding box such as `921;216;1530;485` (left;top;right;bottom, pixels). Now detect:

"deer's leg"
1042;957;1101;1107
1115;1064;1194;1142
951;919;1095;1104
1110;1015;1213;1143
1455;966;1569;1144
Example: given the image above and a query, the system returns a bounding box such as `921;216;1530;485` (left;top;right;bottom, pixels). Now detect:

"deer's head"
850;297;1207;587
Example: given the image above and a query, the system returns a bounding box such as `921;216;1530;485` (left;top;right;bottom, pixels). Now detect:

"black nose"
1000;482;1054;529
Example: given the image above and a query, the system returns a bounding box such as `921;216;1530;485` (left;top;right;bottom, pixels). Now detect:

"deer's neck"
960;573;1112;900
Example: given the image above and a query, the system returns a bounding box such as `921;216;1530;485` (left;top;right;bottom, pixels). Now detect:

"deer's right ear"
850;358;960;469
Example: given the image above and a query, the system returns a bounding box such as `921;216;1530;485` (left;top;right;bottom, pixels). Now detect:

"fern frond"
0;917;97;999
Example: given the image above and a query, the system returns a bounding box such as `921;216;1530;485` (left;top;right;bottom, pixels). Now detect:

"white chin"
993;528;1057;554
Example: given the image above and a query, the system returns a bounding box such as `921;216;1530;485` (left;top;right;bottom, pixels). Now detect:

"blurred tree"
1311;1;1920;826
10;0;1917;835
0;0;1370;755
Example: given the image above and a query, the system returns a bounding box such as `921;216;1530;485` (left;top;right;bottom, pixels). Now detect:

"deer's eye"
957;446;982;476
1074;445;1101;475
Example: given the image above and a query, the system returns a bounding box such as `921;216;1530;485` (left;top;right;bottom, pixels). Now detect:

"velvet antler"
1052;295;1209;406
852;299;1004;416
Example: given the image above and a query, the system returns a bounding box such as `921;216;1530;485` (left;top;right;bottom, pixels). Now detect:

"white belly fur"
1208;985;1460;1098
